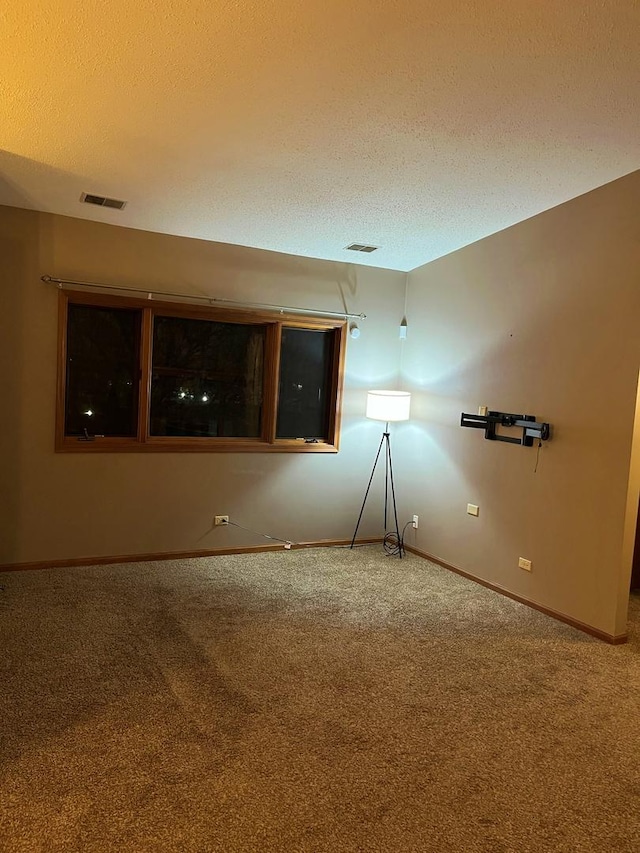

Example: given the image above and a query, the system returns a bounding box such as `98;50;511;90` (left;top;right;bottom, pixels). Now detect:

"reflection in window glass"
276;328;333;439
150;316;265;437
65;304;140;437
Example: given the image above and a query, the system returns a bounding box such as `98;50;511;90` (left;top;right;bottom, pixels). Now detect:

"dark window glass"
150;316;264;437
276;328;334;440
65;304;140;437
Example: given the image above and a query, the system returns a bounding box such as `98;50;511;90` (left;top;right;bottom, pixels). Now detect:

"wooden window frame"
56;290;346;453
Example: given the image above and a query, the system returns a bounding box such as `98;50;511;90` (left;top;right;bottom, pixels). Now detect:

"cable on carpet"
383;520;414;557
224;520;296;549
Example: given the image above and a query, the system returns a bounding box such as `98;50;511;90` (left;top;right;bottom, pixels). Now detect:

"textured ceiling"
1;1;639;271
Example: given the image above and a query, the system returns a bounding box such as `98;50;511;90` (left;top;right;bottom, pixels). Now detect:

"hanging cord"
224;520;296;549
383;520;414;557
534;439;543;473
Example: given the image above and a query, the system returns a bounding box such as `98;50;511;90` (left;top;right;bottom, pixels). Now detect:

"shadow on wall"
0;149;87;212
0;178;34;562
0;156;69;561
0;169;36;210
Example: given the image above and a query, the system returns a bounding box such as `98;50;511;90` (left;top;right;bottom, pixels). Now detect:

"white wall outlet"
467;504;479;517
518;557;532;572
412;515;419;529
214;515;229;526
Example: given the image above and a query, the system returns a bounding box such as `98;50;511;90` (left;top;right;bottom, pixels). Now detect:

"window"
276;328;334;440
57;291;346;453
65;304;140;438
150;316;265;438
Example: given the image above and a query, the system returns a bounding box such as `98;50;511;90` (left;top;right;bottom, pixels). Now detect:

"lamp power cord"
383;520;414;557
223;519;296;549
219;518;417;557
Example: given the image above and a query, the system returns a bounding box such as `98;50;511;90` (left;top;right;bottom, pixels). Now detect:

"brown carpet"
1;547;639;852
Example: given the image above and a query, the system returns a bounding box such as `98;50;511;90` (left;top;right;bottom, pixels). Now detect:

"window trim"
56;290;347;453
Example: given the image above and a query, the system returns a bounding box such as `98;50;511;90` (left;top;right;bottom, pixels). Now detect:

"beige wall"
399;171;640;637
0;206;406;564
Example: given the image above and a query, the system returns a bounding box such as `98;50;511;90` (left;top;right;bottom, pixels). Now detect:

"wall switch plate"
478;406;488;416
467;504;479;517
412;515;419;529
518;557;532;571
214;515;229;526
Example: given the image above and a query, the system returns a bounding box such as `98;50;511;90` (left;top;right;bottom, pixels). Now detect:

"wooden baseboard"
404;544;627;645
0;538;383;573
296;538;382;549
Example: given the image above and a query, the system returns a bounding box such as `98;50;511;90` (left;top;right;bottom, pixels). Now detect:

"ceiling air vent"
80;192;127;210
345;242;378;253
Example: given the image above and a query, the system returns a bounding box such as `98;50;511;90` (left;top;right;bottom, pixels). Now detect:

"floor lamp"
350;390;411;557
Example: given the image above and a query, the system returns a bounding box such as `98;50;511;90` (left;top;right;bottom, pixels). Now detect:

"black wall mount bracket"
460;411;551;447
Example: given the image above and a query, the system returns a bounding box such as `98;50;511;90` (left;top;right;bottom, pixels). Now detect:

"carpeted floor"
1;547;639;853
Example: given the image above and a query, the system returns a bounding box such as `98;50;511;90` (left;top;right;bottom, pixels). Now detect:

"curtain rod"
42;275;366;320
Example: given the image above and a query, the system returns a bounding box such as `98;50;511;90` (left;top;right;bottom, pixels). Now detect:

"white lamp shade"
366;390;411;422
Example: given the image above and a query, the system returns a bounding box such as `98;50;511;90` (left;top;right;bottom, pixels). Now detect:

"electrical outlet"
467;504;479;517
518;557;532;572
412;515;419;529
214;515;229;526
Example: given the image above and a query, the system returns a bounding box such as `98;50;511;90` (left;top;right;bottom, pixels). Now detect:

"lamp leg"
383;429;389;530
350;431;386;549
385;432;403;558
